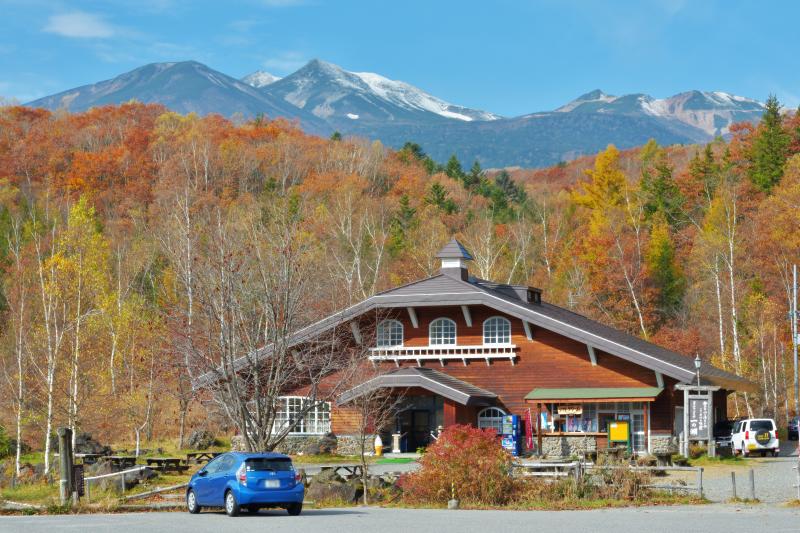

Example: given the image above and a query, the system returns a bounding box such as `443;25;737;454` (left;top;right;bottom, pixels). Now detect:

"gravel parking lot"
664;440;800;503
2;505;800;533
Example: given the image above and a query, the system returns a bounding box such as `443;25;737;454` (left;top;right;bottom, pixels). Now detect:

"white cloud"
261;51;307;74
43;12;115;39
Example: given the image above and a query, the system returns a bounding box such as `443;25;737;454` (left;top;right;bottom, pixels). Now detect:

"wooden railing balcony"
369;344;518;366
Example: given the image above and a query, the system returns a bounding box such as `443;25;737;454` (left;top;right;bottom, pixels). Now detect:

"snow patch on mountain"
241;70;282;88
353;71;499;121
556;89;764;137
555;90;617;112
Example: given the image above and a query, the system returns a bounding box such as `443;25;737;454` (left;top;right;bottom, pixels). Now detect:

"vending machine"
500;414;521;456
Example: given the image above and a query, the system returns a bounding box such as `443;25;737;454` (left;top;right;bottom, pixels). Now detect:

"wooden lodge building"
231;239;754;457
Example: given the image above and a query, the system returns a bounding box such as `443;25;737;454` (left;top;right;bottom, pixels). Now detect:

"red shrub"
399;424;516;506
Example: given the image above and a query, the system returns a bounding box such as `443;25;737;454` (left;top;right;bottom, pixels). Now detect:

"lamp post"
694;355;702;387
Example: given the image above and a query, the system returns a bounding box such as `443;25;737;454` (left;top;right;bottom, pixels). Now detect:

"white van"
730;418;779;457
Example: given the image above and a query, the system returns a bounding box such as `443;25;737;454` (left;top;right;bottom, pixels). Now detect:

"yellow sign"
608;421;629;442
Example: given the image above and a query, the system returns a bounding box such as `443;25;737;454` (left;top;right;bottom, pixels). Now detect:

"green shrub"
688;443;707;459
0;426;12;459
399;424;515;506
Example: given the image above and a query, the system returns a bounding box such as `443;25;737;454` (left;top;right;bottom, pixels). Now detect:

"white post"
683;389;690;457
707;390;715;458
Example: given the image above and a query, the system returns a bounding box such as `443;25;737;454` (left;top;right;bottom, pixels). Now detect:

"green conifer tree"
646;215;685;322
749;95;790;192
640;152;685;226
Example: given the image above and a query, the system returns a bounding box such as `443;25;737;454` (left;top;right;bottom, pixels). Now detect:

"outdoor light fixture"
694;354;702;387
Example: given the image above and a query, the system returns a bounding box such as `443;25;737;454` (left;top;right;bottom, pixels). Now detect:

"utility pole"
794;264;798;418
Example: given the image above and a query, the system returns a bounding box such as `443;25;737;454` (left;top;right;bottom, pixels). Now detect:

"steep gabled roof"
195;271;755;393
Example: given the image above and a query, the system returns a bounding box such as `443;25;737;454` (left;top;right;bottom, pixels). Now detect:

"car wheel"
225;490;241;517
287;503;302;516
187;489;201;514
773;450;779;457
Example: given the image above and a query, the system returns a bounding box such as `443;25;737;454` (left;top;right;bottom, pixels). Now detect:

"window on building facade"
429;317;457;345
483;316;511;345
376;319;403;347
477;406;507;434
274;396;331;435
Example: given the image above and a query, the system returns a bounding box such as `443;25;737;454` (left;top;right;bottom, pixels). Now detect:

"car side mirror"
198;470;208;477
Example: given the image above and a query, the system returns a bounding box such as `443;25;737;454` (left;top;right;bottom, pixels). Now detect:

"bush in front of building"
398;424;516;506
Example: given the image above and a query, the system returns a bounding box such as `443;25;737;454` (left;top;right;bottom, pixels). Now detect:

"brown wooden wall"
297;304;679;432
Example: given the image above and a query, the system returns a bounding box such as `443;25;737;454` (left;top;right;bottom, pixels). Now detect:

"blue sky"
1;0;799;116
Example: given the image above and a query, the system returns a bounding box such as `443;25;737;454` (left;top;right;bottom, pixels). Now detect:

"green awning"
524;387;663;402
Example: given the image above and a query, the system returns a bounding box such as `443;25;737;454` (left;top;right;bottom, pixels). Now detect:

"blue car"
186;452;304;516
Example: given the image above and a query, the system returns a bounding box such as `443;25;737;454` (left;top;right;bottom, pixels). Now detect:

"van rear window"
749;420;774;432
246;458;292;471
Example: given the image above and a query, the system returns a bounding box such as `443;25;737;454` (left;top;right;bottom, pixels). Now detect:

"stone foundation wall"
540;435;597;458
649;434;678;455
230;433;372;456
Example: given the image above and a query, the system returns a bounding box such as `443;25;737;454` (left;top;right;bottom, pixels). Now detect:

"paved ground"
665;441;800;503
2;505;799;533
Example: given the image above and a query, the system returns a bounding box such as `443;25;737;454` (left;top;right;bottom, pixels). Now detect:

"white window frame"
429;317;457;346
377;319;404;348
482;316;512;346
477;406;507;434
274;396;331;435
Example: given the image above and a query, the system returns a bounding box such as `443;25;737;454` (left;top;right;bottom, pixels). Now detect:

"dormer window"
377;319;403;347
429;318;456;346
483;316;511;345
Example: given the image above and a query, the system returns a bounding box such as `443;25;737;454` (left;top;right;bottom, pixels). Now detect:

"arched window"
477;407;507;434
483;316;511;345
377;319;403;347
429;318;457;346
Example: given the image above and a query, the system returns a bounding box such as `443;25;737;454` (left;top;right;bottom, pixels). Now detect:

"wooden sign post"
676;384;719;457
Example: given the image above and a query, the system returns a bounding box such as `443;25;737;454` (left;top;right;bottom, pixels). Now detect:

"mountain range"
27;60;766;168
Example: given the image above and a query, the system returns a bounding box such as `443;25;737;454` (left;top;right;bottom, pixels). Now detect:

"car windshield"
749;420;774;432
245;458;292;471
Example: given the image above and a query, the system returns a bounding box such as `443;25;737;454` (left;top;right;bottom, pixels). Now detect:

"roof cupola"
436;238;473;280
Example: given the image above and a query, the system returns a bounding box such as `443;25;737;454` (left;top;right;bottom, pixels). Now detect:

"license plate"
264;479;280;488
747;443;758;450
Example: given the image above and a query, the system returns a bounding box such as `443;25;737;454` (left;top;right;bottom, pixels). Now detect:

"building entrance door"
398;409;432;451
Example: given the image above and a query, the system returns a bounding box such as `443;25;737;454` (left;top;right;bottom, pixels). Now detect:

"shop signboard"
557;404;583;415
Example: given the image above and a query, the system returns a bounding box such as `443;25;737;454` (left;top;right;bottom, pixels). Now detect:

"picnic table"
75;452;105;465
186;452;221;464
107;455;138;469
146;457;189;473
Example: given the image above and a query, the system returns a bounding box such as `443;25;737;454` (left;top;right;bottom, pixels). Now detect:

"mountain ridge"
26;59;766;168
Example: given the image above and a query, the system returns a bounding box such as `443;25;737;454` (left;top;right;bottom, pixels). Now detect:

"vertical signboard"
688;397;709;440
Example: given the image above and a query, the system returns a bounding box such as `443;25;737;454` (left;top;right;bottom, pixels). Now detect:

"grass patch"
1;482;58;503
375;457;415;465
292;454;370;465
688;454;746;467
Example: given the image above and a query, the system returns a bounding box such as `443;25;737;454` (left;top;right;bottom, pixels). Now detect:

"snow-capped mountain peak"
555;89;764;137
352;70;500;122
241;70;282;88
555;89;617;112
261;59;500;123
